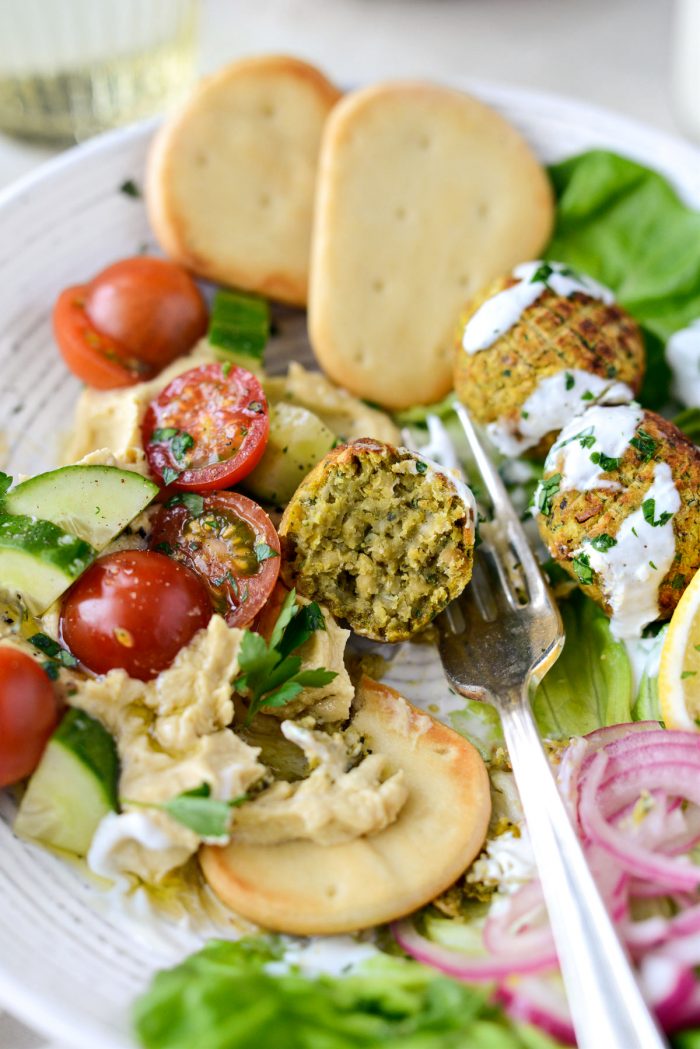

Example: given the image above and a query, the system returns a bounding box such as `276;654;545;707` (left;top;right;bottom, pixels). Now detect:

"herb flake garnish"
254;542;279;564
589;533;617;552
573;552;595;586
29;632;79;673
536;472;562;516
630;429;657;462
165;492;205;516
151;427;195;463
130;783;248;840
119;178;141;198
642;498;674;528
590;451;620;472
234;589;336;723
0;472;12;499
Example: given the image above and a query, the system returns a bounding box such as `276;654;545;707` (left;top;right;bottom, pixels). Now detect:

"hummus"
231;720;407;846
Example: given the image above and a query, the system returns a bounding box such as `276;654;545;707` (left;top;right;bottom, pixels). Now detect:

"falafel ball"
279;439;476;642
454;261;645;459
533;403;700;638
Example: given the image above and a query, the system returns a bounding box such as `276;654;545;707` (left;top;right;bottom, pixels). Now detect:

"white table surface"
0;0;693;1046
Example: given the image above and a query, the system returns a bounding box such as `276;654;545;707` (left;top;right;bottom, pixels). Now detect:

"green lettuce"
547;150;700;408
133;938;561;1049
452;592;633;747
532;591;633;738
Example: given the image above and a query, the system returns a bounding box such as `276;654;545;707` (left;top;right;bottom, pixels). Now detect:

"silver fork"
431;403;666;1049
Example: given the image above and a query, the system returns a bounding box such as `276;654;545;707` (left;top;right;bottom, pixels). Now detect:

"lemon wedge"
659;569;700;730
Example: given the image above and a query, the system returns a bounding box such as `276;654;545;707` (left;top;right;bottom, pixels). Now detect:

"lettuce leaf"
547;150;700;408
133;938;561;1049
531;591;633;738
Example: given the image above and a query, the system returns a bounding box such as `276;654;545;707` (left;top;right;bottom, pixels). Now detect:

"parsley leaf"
134;783;248;840
530;262;554;284
573;552;595;586
642;498;674;528
165;492;205;516
630;429;657;462
119;178;141;198
151;428;194;463
590;451;620;472
589;533;617;552
161;467;180;486
0;472;12;499
254;542;279;564
565;372;575;391
414;459;428;474
29;632;79;671
535;472;562;516
234;589;337;722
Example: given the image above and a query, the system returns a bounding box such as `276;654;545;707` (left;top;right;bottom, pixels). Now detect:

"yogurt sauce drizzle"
538;402;644;496
666;319;700;408
462;260;615;355
578;462;681;639
487;369;635;457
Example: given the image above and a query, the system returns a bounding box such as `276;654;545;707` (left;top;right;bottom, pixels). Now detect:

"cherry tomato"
0;646;60;787
53;257;208;389
142;363;270;491
60;551;212;681
150;492;281;628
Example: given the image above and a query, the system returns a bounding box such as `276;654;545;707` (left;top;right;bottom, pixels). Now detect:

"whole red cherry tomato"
53;257;208;389
0;646;60;787
60;550;212;681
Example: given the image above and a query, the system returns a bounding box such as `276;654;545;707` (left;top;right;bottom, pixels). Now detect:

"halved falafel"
454;261;645;458
534;404;700;638
279;439;476;642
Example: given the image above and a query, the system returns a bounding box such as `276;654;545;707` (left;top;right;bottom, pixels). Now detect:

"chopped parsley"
162;467;180;486
234;589;336;723
131;783;248;840
254;542;279;563
681;670;697;681
572;552;595;586
581;390;595;401
119;178;141;198
590;450;620;472
0;472;11;499
672;574;686;590
536;472;562;516
151;427;195;463
649;560;658;571
642;498;674;528
165;492;205;516
564;372;575;391
414;460;428;474
29;633;79;675
589;533;617;552
630;429;657;462
529;262;554;284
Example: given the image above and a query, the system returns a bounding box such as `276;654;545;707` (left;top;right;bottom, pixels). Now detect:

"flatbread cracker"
147;55;341;305
309;80;554;408
200;677;491;935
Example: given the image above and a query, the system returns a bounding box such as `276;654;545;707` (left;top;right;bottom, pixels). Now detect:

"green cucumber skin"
53;708;120;811
4;465;158;550
0;513;95;574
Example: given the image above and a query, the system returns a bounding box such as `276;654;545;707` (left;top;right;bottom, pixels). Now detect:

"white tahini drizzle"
577;462;681;639
487;369;635;457
462;260;615;355
88;811;178;884
536;402;644;501
666;319;700;408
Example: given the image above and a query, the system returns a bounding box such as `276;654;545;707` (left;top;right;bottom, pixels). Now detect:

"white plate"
1;82;700;1049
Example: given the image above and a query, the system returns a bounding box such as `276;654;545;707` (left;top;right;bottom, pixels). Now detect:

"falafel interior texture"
281;446;474;642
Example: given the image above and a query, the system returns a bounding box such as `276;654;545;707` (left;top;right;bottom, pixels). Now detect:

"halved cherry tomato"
142;363;270;491
60;550;212;681
150;492;280;628
53;257;208;389
0;646;60;787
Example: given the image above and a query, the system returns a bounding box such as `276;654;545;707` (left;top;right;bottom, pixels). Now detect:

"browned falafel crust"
454;276;645;457
536;410;700;621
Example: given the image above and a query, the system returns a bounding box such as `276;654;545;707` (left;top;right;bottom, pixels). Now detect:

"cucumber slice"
14;708;119;857
0;514;95;613
207;289;269;372
243;403;336;505
4;465;158;550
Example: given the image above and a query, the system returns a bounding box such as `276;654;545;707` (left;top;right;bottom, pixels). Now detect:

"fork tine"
451;402;549;602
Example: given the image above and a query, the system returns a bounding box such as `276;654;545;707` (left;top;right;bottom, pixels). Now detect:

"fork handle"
499;695;667;1049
